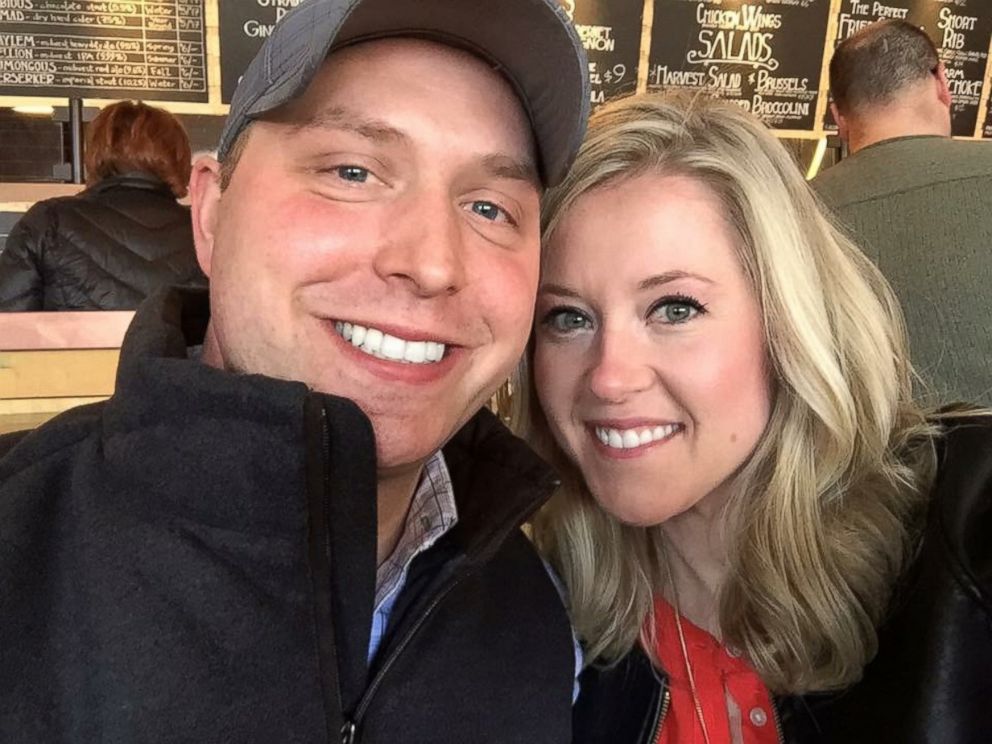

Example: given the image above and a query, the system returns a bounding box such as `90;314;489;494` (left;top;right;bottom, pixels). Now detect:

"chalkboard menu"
0;0;208;102
219;0;643;107
826;0;992;137
648;0;832;131
565;0;643;105
218;0;302;103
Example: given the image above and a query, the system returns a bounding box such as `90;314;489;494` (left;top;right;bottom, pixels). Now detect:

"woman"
518;93;992;743
0;100;206;311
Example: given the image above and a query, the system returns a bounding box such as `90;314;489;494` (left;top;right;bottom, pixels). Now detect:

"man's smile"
334;320;448;364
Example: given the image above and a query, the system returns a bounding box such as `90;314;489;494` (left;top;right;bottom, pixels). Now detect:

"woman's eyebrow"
638;271;714;290
538;283;583;299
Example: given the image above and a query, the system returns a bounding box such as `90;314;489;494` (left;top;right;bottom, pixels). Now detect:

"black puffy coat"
0;172;206;311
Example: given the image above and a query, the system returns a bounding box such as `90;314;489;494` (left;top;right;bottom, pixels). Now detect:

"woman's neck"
659;486;734;638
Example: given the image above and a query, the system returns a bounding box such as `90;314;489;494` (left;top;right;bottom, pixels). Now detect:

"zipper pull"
341;721;357;744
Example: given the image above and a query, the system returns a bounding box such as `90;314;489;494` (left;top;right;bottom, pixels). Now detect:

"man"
813;20;992;405
0;1;589;741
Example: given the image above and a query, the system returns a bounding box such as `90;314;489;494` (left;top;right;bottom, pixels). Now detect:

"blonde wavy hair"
518;92;940;694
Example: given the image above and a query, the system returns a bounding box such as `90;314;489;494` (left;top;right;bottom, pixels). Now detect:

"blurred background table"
0;312;132;435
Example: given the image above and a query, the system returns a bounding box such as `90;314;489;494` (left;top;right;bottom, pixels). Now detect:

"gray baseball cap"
218;0;590;187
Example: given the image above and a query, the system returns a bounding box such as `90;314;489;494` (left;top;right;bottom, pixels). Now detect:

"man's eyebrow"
286;108;539;186
289;106;410;145
481;154;540;189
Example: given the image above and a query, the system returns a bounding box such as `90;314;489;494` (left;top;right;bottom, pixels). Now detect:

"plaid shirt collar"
374;451;458;609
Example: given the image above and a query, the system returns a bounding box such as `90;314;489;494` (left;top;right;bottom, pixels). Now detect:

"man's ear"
830;103;849;144
934;62;952;109
189;155;222;277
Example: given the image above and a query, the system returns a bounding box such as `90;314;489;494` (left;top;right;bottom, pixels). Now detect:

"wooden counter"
0;311;132;434
0;183;85;215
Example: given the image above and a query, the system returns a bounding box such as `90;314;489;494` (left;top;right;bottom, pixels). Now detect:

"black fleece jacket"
0;289;575;743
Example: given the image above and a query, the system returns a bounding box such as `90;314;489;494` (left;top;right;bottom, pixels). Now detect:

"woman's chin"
588;487;694;529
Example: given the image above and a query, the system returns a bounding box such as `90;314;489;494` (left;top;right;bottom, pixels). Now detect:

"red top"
650;597;780;744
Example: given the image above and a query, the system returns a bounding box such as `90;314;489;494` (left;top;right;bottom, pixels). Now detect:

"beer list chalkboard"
0;0;208;102
648;0;832;130
565;0;644;105
1;0;990;138
827;0;992;137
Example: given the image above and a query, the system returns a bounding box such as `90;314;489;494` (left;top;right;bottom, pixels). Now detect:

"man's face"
191;39;541;476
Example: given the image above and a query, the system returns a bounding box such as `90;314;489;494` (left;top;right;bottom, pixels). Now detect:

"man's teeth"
595;424;681;450
334;321;445;364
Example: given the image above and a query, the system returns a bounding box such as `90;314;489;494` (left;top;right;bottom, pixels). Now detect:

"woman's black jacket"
573;417;992;744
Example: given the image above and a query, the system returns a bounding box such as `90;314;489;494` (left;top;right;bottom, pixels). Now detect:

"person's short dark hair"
85;101;192;198
829;20;940;115
219;125;251;192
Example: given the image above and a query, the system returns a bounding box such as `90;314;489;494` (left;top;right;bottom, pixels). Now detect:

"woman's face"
534;174;772;525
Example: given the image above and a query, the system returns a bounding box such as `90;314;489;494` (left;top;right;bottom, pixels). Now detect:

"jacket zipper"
341;569;470;741
646;684;784;744
342;478;548;740
771;699;785;744
320;410;350;744
306;402;349;744
649;685;672;744
340;721;356;744
333;425;555;742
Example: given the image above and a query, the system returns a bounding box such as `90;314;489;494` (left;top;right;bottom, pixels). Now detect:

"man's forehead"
301;38;527;117
264;40;540;186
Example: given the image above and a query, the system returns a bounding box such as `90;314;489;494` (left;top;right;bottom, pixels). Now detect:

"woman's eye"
544;308;592;333
650;297;705;325
335;166;370;183
470;200;512;224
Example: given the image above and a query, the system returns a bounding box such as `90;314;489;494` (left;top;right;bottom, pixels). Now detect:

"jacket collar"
103;288;317;535
443;407;559;563
104;288;557;547
88;171;176;197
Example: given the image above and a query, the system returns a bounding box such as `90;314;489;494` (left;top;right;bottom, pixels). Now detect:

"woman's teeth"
594;424;681;450
334;321;446;364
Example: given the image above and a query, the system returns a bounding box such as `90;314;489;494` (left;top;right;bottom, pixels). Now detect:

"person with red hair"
0;100;206;310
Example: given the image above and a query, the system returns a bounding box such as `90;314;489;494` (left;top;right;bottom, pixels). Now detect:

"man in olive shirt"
813;20;992;405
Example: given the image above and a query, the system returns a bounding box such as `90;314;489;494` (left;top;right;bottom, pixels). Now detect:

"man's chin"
373;421;463;475
355;394;492;469
378;429;446;457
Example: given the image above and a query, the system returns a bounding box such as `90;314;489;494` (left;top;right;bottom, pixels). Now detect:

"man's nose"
587;327;655;403
372;192;467;297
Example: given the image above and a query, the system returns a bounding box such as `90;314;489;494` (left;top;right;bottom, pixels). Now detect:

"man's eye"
543;308;592;334
470;200;510;223
336;166;370;183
